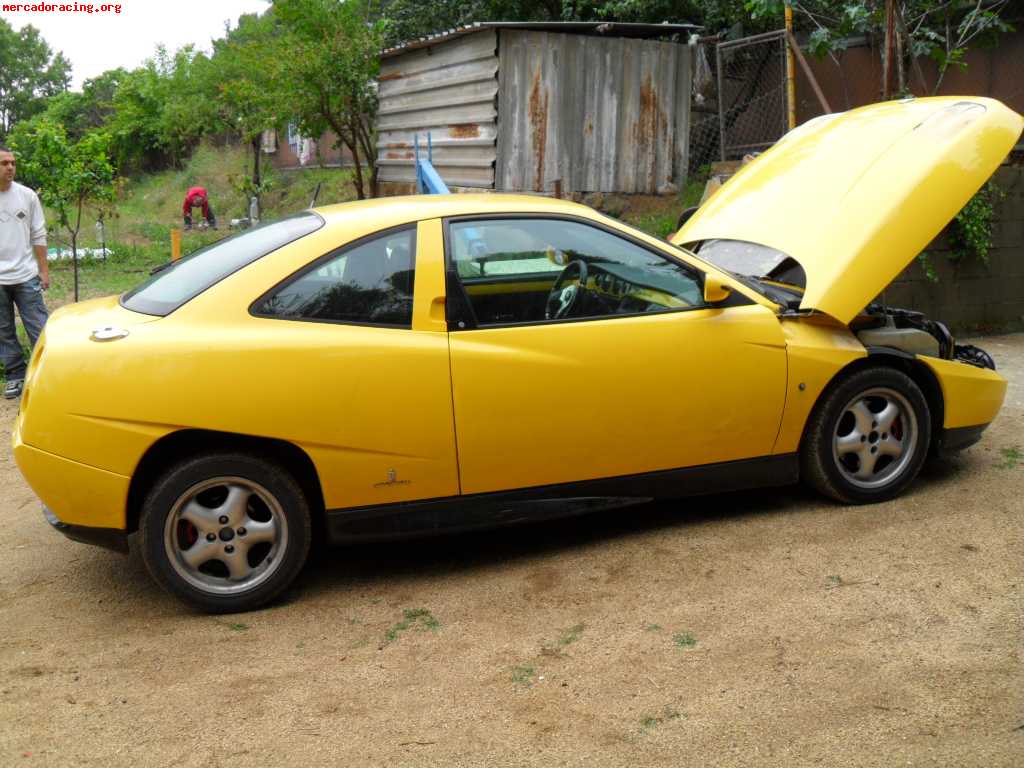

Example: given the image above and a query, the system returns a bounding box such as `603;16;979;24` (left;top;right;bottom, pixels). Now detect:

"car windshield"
121;212;324;316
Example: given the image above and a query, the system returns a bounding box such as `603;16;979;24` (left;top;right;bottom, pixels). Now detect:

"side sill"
935;423;989;455
325;454;799;543
43;506;129;555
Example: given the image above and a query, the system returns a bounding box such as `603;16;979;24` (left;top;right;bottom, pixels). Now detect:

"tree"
103;46;216;172
209;10;284;212
275;0;385;199
377;0;757;47
0;20;72;140
9;120;115;301
744;1;1015;98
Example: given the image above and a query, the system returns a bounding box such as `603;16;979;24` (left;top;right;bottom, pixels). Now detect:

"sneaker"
4;379;23;399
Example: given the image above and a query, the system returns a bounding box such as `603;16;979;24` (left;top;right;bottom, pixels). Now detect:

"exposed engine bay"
852;305;996;370
688;240;997;372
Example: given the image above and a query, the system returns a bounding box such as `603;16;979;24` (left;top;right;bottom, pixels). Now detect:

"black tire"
801;366;931;504
139;452;312;613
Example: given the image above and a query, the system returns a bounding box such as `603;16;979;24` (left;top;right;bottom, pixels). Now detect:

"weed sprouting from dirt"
644;623;662;632
827;575;843;586
382;608;440;645
558;623;585;646
672;632;696;649
640;706;684;732
511;665;536;686
998;446;1022;469
226;622;249;632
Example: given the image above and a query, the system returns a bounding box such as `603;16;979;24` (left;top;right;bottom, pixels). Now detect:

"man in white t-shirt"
0;146;50;399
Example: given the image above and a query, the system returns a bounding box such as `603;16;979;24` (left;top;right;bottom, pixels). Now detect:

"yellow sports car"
13;96;1022;612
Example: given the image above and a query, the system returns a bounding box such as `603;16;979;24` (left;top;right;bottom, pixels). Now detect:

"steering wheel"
545;260;589;320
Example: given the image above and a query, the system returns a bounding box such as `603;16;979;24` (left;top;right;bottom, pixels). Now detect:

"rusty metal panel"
496;30;692;195
377;29;498;187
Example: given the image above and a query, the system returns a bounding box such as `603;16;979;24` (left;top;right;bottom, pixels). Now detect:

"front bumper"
43;506;129;554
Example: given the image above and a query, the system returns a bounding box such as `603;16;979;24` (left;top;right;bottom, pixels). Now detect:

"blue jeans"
0;277;49;382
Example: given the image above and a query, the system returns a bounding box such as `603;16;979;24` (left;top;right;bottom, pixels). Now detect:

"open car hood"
672;97;1023;325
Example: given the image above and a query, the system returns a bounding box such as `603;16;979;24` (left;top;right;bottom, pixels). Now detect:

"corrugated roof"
382;21;700;58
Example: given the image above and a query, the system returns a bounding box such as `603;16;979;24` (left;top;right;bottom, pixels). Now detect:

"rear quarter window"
121;212;323;316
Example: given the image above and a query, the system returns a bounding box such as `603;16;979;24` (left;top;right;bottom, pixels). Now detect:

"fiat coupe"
13;96;1022;612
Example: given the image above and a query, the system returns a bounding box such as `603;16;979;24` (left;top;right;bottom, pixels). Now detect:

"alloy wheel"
162;476;289;595
831;387;919;490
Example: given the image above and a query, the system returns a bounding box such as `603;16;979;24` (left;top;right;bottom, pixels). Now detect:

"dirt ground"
1;336;1022;767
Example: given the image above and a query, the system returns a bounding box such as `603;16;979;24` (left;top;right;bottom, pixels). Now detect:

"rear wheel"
139;453;311;613
801;367;931;504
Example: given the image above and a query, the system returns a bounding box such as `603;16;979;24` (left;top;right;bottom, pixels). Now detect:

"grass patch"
643;623;662;632
511;665;536;686
225;622;249;632
680;174;707;208
383;607;440;645
998;446;1022;469
631;212;678;239
557;623;585;647
640;706;684;732
672;632;697;649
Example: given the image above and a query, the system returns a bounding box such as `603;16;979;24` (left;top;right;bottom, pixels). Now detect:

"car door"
444;216;788;496
246;219;459;510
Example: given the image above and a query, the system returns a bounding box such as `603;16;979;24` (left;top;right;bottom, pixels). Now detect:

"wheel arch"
126;429;326;535
799;349;944;455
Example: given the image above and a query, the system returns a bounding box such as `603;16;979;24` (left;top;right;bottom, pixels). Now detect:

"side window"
254;228;415;327
448;219;702;327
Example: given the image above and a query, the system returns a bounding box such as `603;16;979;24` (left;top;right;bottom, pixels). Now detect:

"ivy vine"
949;181;1004;265
918;180;1004;282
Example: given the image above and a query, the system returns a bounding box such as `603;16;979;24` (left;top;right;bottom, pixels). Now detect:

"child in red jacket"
182;186;217;230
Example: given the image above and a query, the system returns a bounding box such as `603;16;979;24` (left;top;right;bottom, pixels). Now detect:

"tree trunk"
72;196;83;302
354;116;377;198
347;136;365;199
71;231;79;302
252;134;262;215
325;112;365;199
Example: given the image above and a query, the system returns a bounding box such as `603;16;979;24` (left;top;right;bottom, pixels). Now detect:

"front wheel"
139;453;312;613
801;367;931;504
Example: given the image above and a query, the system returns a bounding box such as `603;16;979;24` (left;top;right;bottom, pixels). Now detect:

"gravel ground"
1;335;1022;767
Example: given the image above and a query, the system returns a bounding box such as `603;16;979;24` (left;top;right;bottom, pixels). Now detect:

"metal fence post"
716;43;726;162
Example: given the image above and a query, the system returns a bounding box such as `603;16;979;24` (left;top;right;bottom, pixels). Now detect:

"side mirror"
703;276;732;305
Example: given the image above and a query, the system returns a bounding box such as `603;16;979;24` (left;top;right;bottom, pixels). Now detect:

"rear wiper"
150;261;176;276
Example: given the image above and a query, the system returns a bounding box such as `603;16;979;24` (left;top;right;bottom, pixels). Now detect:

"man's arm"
34;245;49;290
29;192;49;290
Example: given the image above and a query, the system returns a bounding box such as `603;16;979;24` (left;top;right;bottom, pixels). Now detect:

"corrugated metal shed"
381;21;699;57
376;23;694;195
496;30;691;194
376;29;499;188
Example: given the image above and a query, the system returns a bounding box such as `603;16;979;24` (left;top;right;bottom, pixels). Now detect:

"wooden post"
170;228;181;262
553;178;562;199
785;4;797;130
786;32;833;115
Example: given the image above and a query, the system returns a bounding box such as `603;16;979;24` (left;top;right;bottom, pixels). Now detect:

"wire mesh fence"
716;30;790;161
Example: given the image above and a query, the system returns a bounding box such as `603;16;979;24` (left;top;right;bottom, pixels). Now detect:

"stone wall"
883;164;1024;332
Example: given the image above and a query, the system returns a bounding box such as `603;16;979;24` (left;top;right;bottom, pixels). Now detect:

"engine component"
954;344;996;370
856;316;940;358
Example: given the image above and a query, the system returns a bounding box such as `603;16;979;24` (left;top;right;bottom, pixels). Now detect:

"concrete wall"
884;164;1024;331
